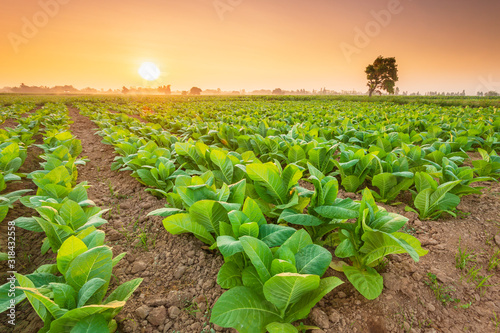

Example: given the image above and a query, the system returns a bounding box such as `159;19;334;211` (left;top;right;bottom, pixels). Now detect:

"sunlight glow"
138;62;161;81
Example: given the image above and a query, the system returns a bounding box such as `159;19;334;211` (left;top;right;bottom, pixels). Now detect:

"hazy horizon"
2;0;500;94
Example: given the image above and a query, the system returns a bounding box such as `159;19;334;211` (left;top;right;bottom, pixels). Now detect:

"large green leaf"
65;246;113;300
217;262;243;289
60;200;88;230
372;173;397;199
17;287;67;319
242;266;264;290
240;236;273;283
247;163;287;204
343;266;383;300
70;313;109;333
314;199;359;220
210;150;233;184
242;197;267;226
295;245;332;276
163;213;215;245
14;274;48;321
57;236;88;276
284;276;343;323
77;278;107;307
217;236;244;257
263;273;319;311
414;188;432;218
210;286;280;333
190;200;229;236
369;212;408;233
49;301;125;332
360;230;419;265
51;283;77;310
279;210;324;226
259;225;296;248
270;259;297;276
279;229;312;255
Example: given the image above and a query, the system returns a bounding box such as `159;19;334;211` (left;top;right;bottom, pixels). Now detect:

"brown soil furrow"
68;106;229;333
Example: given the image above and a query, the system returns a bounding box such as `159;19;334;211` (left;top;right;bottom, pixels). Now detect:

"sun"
138;62;161;81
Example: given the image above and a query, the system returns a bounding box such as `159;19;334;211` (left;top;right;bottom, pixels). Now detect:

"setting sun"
138;62;160;81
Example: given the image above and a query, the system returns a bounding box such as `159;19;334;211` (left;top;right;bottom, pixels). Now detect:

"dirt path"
68;107;229;333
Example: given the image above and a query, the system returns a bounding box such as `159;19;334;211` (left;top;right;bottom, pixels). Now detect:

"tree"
365;56;398;97
189;87;202;95
158;85;171;95
122;86;129;94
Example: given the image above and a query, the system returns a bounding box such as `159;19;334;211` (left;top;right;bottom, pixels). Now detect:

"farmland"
0;95;499;333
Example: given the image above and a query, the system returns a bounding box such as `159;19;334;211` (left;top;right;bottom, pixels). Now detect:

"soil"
1;106;499;333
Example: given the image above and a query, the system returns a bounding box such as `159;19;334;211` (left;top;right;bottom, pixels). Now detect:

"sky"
1;0;500;94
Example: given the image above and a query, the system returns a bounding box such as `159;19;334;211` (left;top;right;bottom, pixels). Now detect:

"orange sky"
1;0;500;94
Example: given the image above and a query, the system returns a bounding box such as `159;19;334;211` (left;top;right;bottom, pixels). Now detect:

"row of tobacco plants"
0;103;142;332
75;99;499;332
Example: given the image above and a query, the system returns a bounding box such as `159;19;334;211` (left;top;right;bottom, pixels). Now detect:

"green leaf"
280;210;324;226
65;246;113;301
210;150;233;184
239;222;259;238
259;225;296;248
147;208;183;217
314;199;359;220
17;287;67;319
414;188;432;218
242;266;264;290
57;236;88;276
60;200;88;230
190;200;229;236
242;197;267;226
266;322;299;333
263;273;319;311
270;259;297;276
210;286;280;333
247;163;287;205
104;278;143;304
14;273;48;321
70;313;109;333
51;283;77;310
281;164;302;191
369;212;408;233
360;230;419;265
217;236;244;257
48;301;125;332
284;277;343;323
111;253;126;268
163;213;215;245
279;229;312;255
295;245;332;276
343;266;383;300
240;236;273;283
217;262;243;289
77;278;107;307
12;216;44;232
372;173;397;199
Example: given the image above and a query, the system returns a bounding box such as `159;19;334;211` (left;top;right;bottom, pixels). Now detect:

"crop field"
0;95;499;333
